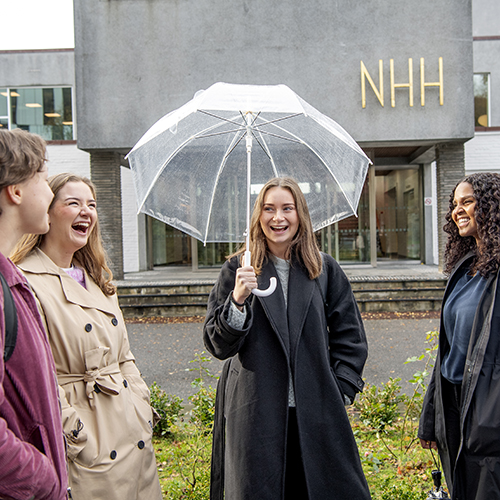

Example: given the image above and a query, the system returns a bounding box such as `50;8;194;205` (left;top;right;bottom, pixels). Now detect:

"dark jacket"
0;253;68;500
419;252;500;500
204;253;371;500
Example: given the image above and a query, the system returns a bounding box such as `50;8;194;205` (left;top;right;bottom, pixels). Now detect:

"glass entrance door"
375;168;422;261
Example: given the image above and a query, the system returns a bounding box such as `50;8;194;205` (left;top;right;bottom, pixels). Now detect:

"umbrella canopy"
126;82;371;245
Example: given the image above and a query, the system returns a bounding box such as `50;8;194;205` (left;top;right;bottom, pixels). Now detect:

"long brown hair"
444;172;500;278
231;177;322;280
11;173;116;296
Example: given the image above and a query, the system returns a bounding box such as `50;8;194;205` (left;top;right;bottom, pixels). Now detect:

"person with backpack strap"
0;129;69;500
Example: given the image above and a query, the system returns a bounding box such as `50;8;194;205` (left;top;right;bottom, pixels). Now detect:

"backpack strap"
0;271;18;362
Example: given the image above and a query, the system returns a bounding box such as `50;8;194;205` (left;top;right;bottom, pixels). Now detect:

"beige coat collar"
19;248;117;316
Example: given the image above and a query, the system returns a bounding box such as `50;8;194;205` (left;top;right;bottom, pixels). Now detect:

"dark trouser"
285;407;309;500
442;377;462;487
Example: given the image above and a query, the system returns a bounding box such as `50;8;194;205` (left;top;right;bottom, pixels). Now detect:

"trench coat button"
138;440;145;449
111;318;118;326
123;379;128;388
84;323;92;332
110;450;117;460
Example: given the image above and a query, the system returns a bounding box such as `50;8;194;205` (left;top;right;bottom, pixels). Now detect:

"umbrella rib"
223;131;246;159
250;130;271;160
254;130;279;177
252;113;302;128
195;127;246;139
269;122;359;215
199;110;245;128
256;129;304;145
203;129;246;244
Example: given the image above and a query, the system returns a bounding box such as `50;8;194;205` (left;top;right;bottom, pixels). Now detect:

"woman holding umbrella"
11;173;162;500
419;172;500;499
204;176;371;499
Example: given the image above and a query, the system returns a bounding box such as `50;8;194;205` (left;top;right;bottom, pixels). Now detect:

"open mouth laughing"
72;222;90;235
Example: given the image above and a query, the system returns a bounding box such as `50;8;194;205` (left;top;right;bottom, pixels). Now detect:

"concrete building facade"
4;0;493;278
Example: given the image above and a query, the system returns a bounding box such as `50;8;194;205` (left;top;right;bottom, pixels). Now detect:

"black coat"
419;253;500;500
203;253;371;500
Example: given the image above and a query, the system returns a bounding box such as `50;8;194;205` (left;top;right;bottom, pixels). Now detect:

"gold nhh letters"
361;58;444;108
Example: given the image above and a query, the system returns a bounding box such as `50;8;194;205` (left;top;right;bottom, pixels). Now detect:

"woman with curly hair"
419;172;500;499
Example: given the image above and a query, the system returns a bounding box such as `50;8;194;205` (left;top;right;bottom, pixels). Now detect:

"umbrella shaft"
246;118;253;256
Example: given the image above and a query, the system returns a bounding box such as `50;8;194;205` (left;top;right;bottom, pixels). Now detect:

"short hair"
444;172;500;277
0;129;47;215
11;173;116;296
232;176;322;280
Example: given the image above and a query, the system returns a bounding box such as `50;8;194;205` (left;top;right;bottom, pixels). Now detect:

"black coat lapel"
287;261;316;361
257;259;290;355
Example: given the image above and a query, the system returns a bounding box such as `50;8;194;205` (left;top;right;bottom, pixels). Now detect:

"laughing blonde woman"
11;173;162;500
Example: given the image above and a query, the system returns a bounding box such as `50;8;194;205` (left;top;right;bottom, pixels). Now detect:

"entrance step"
118;283;213;318
117;278;446;318
350;278;446;312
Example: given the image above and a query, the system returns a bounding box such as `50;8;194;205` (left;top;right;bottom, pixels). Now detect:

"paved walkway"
128;315;441;402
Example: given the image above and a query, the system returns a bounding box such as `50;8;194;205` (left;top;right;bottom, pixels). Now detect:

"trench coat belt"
58;362;122;403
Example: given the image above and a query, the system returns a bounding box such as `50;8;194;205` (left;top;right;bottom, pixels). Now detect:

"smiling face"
452;182;480;243
259;186;299;259
41;181;97;265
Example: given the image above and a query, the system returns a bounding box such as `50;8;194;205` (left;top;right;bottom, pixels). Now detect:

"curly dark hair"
444;172;500;277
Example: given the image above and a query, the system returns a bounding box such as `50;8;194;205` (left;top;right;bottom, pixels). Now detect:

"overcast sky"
0;0;74;51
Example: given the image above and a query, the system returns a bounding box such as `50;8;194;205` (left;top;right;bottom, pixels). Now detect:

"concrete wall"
472;0;500;36
0;50;75;87
465;131;500;172
74;0;474;151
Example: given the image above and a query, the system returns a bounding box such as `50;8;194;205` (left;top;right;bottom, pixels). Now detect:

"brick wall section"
436;142;466;271
90;151;124;279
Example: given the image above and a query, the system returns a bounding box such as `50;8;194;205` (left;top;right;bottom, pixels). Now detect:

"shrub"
187;351;218;432
189;385;216;430
354;377;405;431
149;381;183;437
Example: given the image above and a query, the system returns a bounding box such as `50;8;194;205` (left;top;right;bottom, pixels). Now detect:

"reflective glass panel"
0;118;7;130
375;168;421;261
0;89;7;118
10;87;73;140
474;73;489;127
152;218;192;266
317;177;370;263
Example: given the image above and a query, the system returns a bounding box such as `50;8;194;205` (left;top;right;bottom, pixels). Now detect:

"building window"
0;89;8;130
0;87;74;140
474;73;489;127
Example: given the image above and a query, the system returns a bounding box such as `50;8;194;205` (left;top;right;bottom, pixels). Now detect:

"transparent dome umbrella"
126;82;371;296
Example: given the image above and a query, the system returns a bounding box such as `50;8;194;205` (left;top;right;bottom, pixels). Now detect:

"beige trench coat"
18;249;162;500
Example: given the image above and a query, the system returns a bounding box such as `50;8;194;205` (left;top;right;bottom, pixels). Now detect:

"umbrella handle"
244;251;277;297
252;277;277;297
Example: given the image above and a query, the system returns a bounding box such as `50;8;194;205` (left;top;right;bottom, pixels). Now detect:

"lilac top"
64;265;86;289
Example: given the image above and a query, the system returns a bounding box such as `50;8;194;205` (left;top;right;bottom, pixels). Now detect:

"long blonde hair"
232;177;322;280
11;173;116;296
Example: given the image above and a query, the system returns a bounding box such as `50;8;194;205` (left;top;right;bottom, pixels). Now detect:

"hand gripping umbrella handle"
244;251;277;297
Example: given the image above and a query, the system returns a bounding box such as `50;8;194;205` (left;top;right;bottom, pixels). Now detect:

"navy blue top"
441;268;487;384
